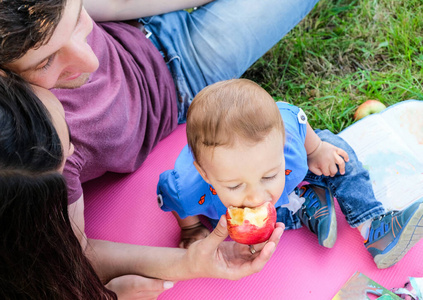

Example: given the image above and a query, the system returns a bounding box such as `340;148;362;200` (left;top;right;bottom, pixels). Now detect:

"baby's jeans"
279;129;386;230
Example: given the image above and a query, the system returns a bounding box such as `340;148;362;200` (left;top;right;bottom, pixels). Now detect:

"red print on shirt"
209;186;217;195
198;195;206;205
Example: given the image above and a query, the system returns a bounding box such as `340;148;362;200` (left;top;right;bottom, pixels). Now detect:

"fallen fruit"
354;100;387;121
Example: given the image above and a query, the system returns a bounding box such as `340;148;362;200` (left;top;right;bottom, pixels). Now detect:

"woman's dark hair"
0;72;117;299
0;0;67;66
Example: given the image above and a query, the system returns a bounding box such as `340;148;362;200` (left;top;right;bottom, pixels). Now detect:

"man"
1;0;319;297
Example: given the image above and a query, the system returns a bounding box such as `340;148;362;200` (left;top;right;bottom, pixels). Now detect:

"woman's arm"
69;197;284;296
85;217;284;281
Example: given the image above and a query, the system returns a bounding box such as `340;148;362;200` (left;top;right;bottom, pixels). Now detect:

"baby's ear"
193;161;211;184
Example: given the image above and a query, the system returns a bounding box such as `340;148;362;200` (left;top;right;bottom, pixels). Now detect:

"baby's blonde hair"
187;79;285;164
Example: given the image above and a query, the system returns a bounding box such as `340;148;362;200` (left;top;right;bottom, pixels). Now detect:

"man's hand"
105;274;175;300
307;141;349;177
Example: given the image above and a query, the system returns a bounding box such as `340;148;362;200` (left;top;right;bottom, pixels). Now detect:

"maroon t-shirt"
53;21;178;204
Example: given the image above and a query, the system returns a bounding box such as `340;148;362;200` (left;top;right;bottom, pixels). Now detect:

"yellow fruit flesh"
227;205;268;227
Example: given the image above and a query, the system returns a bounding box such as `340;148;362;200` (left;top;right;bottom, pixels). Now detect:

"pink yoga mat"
84;124;423;299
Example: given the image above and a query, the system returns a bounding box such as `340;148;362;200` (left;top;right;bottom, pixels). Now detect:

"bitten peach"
226;202;277;245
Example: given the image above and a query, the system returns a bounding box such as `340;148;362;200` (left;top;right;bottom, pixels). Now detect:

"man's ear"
193;161;211;184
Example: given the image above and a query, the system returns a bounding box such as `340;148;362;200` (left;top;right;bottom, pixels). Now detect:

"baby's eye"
228;184;242;191
263;174;278;181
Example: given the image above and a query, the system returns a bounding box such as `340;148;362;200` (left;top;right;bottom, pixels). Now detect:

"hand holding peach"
226;202;277;245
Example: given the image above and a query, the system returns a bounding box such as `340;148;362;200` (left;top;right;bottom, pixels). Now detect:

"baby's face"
196;128;285;209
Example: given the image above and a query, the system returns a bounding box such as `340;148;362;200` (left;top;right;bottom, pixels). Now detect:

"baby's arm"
304;123;349;177
173;212;211;249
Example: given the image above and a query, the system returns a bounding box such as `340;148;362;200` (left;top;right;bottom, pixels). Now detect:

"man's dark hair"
0;0;67;66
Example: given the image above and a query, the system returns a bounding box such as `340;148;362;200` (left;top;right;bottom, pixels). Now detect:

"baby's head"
187;79;285;163
187;79;286;208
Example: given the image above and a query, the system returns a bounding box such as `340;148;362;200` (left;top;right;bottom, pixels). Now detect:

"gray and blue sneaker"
295;184;337;248
365;198;423;269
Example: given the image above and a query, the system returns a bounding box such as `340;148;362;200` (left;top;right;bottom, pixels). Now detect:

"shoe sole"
310;185;337;248
374;201;423;269
323;187;337;248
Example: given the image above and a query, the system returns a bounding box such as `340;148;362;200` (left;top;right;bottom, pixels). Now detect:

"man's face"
195;128;286;209
6;0;99;89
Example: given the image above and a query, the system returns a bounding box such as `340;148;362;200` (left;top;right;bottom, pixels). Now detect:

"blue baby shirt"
157;102;308;219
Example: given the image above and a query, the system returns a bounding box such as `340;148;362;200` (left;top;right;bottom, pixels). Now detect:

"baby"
157;78;423;269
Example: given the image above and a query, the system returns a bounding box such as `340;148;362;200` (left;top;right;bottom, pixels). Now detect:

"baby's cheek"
274;179;286;199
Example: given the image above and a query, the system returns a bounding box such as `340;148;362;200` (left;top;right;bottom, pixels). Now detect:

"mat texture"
84;124;423;300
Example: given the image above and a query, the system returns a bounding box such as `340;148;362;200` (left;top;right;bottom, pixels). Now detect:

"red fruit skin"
353;100;386;121
226;202;277;245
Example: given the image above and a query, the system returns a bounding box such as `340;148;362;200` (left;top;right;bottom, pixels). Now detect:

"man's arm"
83;0;214;22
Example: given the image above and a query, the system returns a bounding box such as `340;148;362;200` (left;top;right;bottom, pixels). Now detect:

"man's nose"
60;40;99;75
64;8;98;74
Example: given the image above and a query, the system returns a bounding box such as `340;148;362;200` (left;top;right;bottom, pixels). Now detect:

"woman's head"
0;72;115;299
0;72;64;171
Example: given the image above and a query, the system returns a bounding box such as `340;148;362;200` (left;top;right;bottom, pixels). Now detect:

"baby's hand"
180;222;211;249
307;141;349;177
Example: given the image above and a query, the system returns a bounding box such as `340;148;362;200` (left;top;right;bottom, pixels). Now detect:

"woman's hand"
184;216;284;280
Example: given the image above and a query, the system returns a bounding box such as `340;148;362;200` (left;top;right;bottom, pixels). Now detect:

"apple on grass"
226;202;277;245
354;100;387;121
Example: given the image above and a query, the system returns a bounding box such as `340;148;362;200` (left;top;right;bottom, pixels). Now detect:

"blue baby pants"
278;130;385;230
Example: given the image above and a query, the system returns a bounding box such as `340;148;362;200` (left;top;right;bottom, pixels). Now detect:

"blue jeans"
140;0;320;123
278;130;386;230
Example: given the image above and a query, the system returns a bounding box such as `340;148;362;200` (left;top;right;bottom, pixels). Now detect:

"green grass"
243;0;423;133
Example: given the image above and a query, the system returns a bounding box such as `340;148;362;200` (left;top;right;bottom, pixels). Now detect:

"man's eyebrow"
21;0;84;72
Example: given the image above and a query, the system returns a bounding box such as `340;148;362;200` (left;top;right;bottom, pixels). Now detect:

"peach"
354;100;387;121
226;202;277;245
